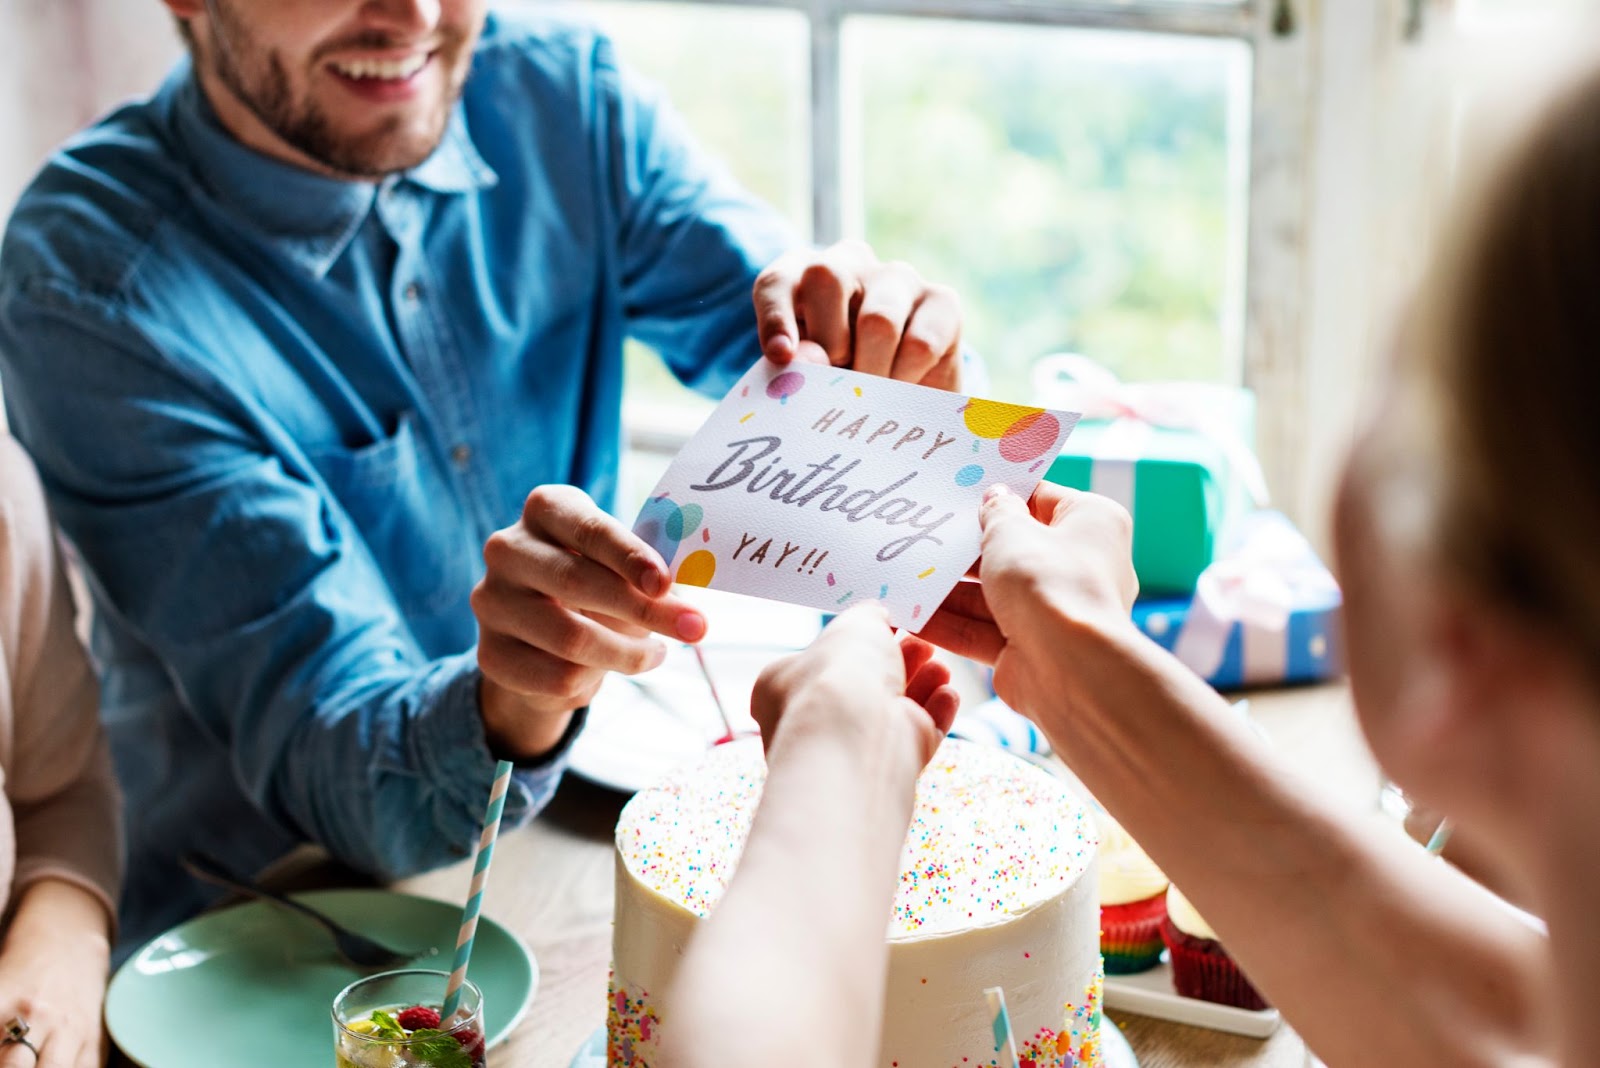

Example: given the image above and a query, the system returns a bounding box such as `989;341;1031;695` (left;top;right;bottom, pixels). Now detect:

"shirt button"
403;281;422;302
450;443;473;467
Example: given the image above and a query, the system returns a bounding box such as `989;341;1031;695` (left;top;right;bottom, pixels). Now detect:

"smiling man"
0;0;965;951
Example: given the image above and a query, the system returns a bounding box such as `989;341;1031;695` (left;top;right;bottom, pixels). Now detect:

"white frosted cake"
607;738;1104;1067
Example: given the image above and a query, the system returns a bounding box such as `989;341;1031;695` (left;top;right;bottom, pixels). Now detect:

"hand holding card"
632;359;1079;631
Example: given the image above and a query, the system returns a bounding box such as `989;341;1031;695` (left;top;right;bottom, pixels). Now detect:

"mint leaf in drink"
367;1009;408;1041
407;1029;472;1068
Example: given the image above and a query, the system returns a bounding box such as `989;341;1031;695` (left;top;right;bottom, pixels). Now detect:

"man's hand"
471;485;709;760
921;483;1138;718
754;240;962;391
751;605;960;770
0;880;112;1068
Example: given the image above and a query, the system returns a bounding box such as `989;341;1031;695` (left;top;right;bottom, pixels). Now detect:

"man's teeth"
332;55;428;81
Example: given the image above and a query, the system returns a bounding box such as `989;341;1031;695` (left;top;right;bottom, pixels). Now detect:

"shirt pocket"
306;413;473;621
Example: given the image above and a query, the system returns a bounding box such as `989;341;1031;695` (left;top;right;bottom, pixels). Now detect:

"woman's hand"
752;604;961;770
922;483;1139;720
0;879;113;1068
665;607;960;1068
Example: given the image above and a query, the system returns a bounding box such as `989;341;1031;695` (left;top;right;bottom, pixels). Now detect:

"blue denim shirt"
0;12;792;949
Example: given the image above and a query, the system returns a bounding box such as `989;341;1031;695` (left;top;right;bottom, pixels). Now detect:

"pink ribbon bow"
1030;353;1270;508
1173;512;1340;684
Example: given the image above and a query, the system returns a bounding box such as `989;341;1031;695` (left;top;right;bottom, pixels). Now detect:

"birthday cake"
608;738;1105;1066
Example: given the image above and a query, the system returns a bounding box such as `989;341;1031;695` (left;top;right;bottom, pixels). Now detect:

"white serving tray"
1105;955;1281;1039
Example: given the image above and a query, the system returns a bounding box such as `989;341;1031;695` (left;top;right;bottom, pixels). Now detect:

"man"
0;0;964;949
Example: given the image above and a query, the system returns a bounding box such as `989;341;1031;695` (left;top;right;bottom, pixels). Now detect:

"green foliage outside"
850;18;1246;401
544;1;1246;411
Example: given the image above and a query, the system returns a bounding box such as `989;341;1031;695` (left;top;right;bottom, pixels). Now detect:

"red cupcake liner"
1100;891;1168;974
1160;916;1270;1011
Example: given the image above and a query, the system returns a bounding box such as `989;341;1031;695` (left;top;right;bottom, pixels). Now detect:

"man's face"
191;0;487;178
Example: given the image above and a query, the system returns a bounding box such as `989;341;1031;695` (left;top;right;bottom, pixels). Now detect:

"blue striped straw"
983;986;1021;1068
1425;817;1454;856
442;759;514;1019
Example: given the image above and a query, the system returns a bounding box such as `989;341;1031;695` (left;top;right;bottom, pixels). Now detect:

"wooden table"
395;683;1377;1068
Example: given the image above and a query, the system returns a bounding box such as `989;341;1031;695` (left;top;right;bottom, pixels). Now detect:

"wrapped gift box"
1035;355;1266;595
1131;511;1343;690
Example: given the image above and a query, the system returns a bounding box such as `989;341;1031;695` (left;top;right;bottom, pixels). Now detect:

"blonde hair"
1419;62;1600;667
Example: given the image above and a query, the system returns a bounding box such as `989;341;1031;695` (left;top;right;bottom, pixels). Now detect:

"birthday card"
631;359;1079;633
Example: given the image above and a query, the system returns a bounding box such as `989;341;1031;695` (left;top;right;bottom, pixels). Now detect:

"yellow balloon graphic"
964;398;1043;439
676;549;717;588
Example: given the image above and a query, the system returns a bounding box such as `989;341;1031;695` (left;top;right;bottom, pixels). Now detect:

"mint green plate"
106;889;537;1067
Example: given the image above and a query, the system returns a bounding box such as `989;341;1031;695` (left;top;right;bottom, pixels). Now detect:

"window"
844;18;1249;401
549;0;1314;519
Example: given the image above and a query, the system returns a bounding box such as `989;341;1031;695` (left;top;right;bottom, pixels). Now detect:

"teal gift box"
1034;355;1266;595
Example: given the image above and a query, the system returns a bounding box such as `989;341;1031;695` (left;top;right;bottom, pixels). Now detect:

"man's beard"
204;4;468;178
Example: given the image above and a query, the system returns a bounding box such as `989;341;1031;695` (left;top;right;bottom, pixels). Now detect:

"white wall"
0;0;180;215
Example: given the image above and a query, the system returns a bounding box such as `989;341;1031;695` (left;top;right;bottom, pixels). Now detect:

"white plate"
567;589;821;794
107;890;538;1067
1105;956;1281;1039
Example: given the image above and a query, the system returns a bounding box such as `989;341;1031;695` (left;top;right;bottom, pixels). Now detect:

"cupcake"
1095;812;1169;974
1160;885;1270;1011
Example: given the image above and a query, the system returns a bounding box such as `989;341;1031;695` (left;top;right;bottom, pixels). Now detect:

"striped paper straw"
1425;817;1454;856
983;986;1021;1068
442;759;514;1019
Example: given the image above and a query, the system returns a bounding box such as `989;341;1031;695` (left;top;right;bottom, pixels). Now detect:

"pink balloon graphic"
999;411;1062;463
766;372;806;402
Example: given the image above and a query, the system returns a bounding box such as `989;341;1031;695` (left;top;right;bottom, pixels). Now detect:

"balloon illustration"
676;550;717;587
998;411;1061;463
962;400;1061;463
635;495;702;569
766;372;806;404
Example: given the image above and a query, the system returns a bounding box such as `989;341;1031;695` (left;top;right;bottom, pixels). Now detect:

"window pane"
559;1;811;416
573;1;811;231
844;18;1249;401
1459;0;1595;25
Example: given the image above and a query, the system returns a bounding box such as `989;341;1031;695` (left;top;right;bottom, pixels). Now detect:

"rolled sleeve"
0;287;565;891
401;653;584;858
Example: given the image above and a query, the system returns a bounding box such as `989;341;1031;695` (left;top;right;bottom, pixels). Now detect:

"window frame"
612;0;1318;520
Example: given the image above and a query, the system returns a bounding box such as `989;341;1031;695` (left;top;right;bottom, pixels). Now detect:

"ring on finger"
1;1017;38;1063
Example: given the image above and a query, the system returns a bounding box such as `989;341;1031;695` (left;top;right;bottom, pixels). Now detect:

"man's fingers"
892;285;961;385
479;632;607;705
753;265;801;364
852;266;918;379
475;554;704;642
489;596;668;674
520;485;668;594
582;609;651;640
791;338;832;366
792;260;857;366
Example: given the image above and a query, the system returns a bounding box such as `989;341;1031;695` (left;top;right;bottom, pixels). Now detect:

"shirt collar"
164;60;498;277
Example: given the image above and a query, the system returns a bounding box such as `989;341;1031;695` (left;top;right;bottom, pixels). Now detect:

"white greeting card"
631;359;1080;632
